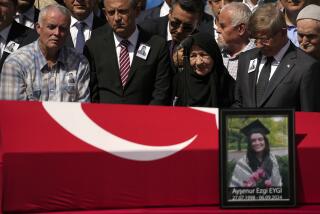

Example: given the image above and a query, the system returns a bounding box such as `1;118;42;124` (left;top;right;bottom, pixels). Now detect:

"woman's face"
189;45;214;76
250;133;266;154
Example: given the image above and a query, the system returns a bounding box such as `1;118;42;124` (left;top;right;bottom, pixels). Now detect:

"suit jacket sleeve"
83;44;99;102
149;38;172;105
232;53;245;108
300;61;320;111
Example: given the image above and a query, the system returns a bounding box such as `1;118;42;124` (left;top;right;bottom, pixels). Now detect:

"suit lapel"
247;50;261;107
0;22;24;69
126;28;149;87
6;22;24;45
103;27;123;88
65;36;74;48
161;16;169;39
92;15;106;30
258;43;297;107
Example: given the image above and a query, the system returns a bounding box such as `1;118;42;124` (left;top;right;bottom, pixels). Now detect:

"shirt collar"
166;21;172;41
35;39;67;71
160;1;170;17
0;23;12;42
71;12;94;29
113;26;139;48
222;40;256;60
272;40;290;63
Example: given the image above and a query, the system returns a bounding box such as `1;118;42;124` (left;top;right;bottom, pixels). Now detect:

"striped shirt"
0;39;90;102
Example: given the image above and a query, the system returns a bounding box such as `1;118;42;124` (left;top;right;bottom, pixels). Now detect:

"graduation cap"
240;119;270;138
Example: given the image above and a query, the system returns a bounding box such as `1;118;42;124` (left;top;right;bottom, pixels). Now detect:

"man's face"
63;0;95;20
208;0;236;17
252;29;287;56
168;4;199;43
36;8;70;53
17;0;35;13
0;0;16;31
297;19;320;59
217;9;241;51
104;0;137;39
208;0;223;17
280;0;308;14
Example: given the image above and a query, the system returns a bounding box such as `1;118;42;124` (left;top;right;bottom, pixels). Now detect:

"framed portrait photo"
220;109;296;208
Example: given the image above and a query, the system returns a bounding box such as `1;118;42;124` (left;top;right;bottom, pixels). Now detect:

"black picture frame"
219;109;296;208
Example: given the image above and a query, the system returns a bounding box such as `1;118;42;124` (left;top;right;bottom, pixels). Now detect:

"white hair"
220;2;252;27
38;4;71;25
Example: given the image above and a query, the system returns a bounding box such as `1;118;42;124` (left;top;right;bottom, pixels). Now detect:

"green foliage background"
226;116;288;151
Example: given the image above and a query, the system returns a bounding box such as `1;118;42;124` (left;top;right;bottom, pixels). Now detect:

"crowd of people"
0;0;319;111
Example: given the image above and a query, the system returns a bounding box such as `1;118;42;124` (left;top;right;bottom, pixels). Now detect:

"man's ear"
35;23;41;35
238;23;246;36
102;8;109;21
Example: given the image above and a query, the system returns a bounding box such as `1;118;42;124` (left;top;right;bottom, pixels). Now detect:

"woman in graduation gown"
171;32;235;107
229;119;282;188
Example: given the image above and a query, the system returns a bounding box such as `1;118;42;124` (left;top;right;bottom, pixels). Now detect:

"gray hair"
38;4;71;25
249;3;286;37
220;2;252;27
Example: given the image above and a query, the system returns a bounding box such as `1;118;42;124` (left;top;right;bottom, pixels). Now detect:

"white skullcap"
297;4;320;22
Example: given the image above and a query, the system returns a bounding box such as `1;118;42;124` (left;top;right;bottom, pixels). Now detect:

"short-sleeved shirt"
0;39;90;102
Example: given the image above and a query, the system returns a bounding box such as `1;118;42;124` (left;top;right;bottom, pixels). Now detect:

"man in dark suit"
139;0;213;72
234;3;320;111
136;0;171;23
0;0;38;72
63;0;106;53
139;0;214;41
15;0;39;29
84;0;172;105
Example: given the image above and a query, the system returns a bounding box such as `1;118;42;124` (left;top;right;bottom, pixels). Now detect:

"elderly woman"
171;32;235;107
229;119;282;188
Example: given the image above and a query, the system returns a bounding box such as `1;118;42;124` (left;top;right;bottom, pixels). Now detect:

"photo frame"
220;109;296;208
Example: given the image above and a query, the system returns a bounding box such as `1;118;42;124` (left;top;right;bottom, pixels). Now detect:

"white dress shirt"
257;41;290;82
70;13;94;47
113;27;139;67
160;1;170;17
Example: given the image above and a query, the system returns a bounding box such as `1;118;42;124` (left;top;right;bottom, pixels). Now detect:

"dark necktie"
75;21;86;53
256;56;274;105
119;40;130;87
169;41;175;60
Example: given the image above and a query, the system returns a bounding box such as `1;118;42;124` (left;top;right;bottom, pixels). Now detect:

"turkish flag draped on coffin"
0;101;219;213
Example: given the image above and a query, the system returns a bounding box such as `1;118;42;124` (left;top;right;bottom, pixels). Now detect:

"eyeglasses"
251;36;273;45
251;30;285;45
169;19;196;33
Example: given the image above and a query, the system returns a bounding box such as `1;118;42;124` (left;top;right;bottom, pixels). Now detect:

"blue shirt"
287;25;299;47
146;0;163;9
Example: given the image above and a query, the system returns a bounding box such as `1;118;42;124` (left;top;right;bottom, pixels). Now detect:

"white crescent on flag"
42;102;202;161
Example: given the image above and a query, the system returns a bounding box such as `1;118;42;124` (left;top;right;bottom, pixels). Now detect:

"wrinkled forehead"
42;8;70;24
104;0;134;9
